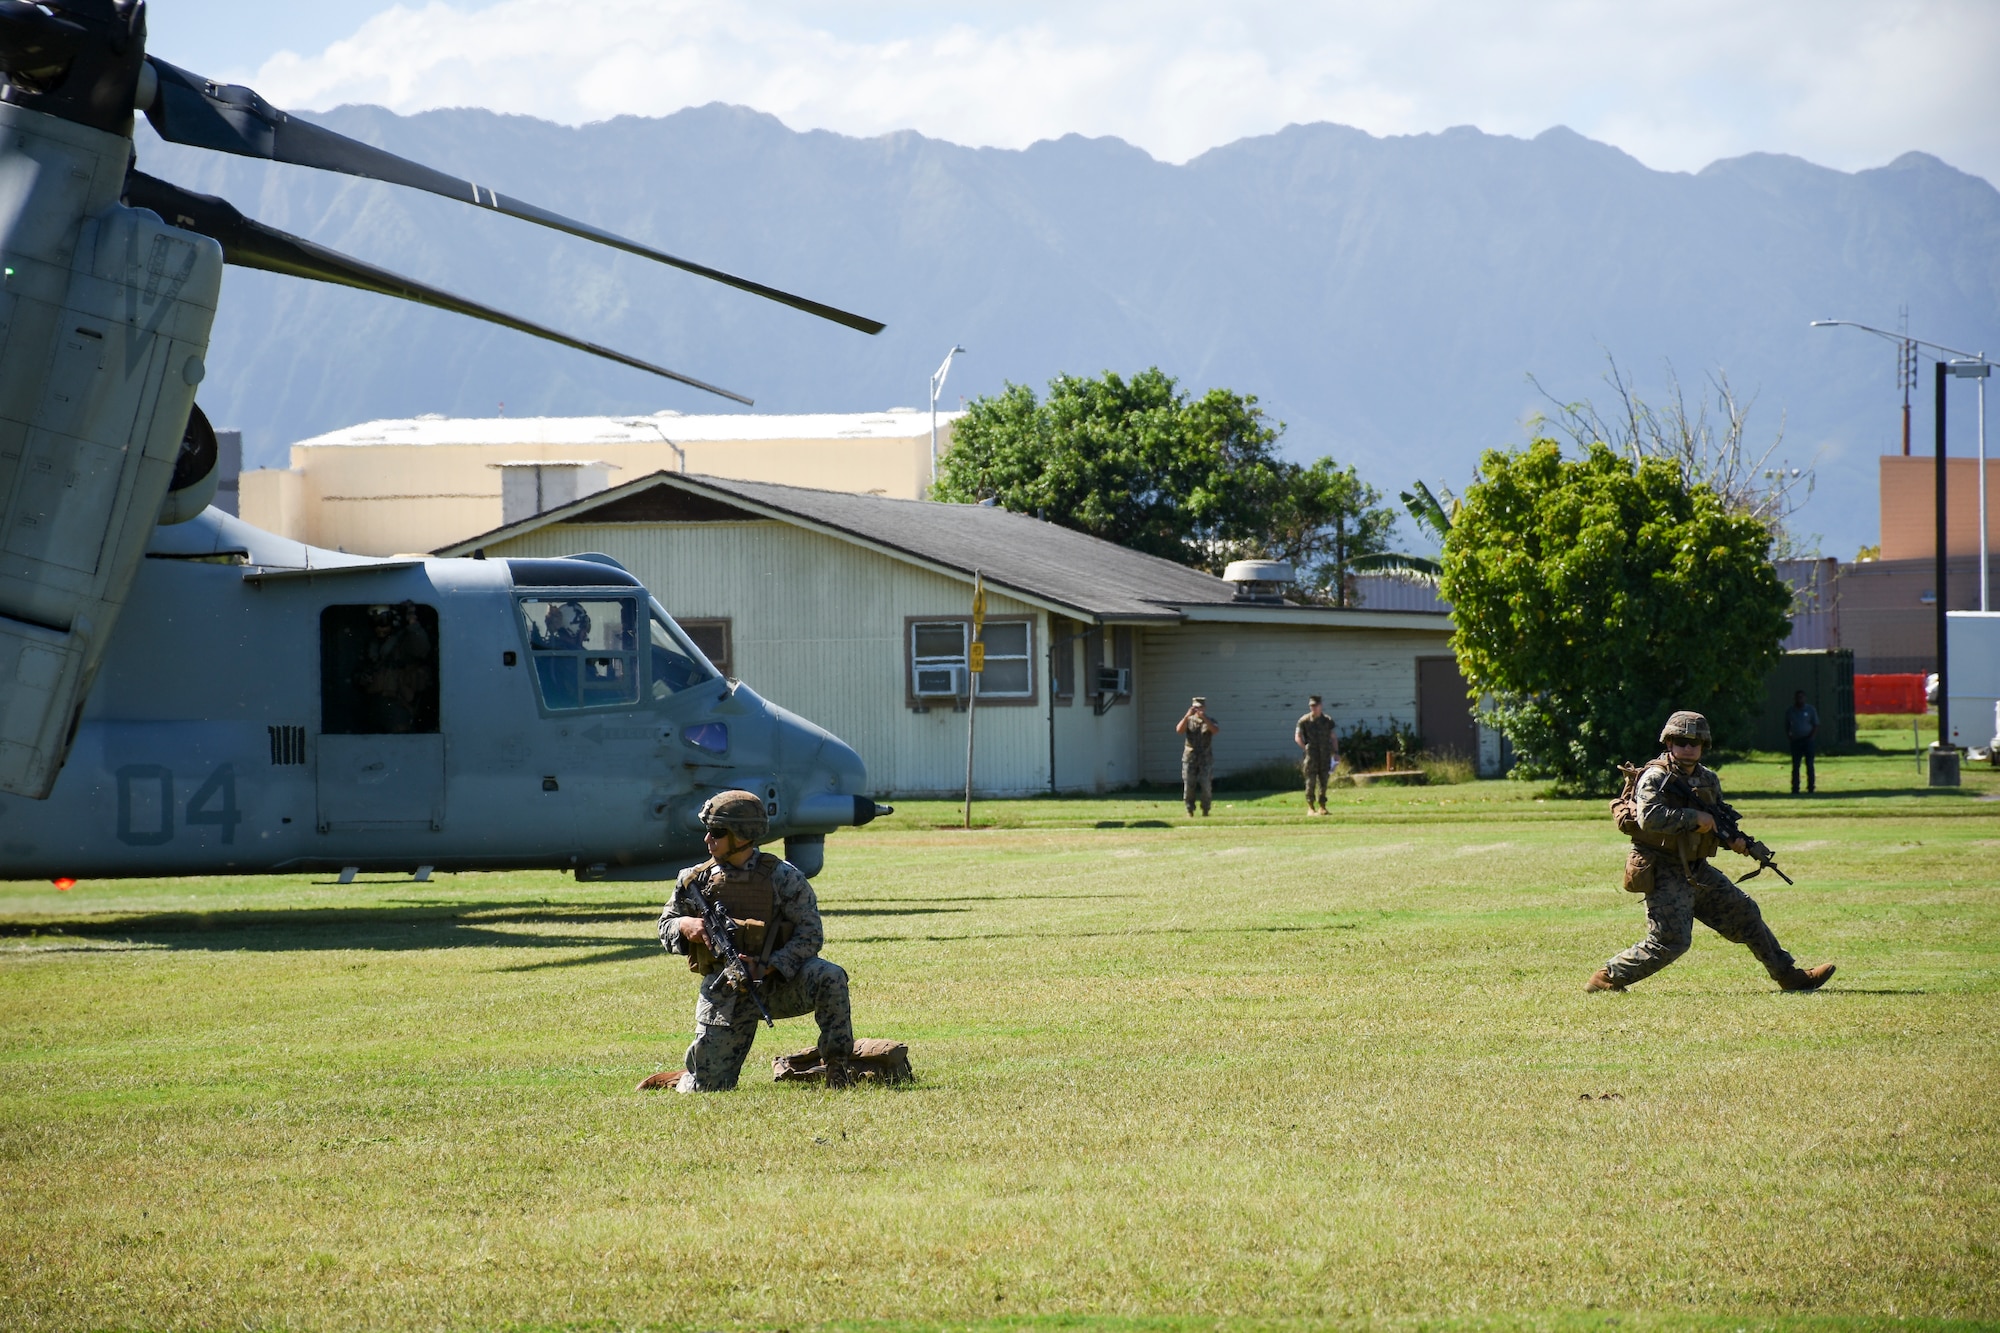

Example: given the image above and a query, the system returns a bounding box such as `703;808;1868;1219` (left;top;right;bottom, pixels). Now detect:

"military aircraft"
0;0;890;878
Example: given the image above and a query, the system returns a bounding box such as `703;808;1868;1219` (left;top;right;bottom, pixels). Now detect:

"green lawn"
2;734;1996;1331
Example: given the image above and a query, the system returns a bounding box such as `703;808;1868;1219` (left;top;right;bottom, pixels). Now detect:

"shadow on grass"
0;896;966;966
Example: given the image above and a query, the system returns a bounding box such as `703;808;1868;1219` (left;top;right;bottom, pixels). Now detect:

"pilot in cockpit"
539;600;592;651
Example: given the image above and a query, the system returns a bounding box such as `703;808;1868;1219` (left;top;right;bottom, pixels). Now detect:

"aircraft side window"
518;596;639;710
320;602;441;735
649;611;719;698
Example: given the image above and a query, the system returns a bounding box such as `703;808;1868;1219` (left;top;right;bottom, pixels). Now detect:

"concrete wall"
241;425;951;556
1137;621;1449;783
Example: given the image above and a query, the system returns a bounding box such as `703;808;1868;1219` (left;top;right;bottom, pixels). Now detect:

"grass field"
2;729;1997;1331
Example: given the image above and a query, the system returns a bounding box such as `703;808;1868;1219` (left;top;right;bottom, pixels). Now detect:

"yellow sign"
968;642;986;673
971;574;986;635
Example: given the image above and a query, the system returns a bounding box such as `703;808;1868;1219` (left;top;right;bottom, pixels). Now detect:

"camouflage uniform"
658;852;853;1091
1602;755;1796;987
1181;716;1216;815
1296;711;1337;810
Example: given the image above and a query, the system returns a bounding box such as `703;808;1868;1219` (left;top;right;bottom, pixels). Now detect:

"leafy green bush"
1416;752;1476;785
1440;440;1790;794
1337;719;1423;772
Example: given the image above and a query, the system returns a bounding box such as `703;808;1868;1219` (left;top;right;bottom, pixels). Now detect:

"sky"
144;0;2000;183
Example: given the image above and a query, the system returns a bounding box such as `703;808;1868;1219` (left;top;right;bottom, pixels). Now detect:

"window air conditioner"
914;665;969;698
1095;666;1131;697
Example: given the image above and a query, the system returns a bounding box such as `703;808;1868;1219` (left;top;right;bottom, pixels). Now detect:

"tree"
1439;440;1792;793
934;369;1398;602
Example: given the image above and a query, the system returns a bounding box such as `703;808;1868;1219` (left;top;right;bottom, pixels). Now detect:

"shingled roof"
440;470;1236;620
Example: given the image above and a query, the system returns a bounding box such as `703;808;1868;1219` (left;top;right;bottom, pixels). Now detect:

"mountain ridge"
136;104;2000;557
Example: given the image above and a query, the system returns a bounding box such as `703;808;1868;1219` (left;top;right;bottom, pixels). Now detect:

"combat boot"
1583;968;1625;992
636;1070;691;1092
821;1056;859;1089
1777;963;1836;992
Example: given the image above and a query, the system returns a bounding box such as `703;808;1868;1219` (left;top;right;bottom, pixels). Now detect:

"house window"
908;617;1035;702
518;595;639;710
678;618;733;678
980;620;1033;696
1051;616;1080;704
1111;626;1134;706
1081;624;1133;705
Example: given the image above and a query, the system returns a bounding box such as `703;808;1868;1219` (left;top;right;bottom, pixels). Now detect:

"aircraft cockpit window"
321;602;441;734
519;596;639;710
649;611;718;698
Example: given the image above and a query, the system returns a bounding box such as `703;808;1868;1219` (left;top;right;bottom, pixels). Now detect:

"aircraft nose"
770;707;892;829
817;732;867;795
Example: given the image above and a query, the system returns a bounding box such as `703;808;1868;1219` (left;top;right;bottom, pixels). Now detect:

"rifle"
684;877;775;1028
1661;771;1794;885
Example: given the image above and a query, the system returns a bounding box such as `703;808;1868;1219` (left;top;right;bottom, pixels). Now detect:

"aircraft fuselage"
0;512;876;880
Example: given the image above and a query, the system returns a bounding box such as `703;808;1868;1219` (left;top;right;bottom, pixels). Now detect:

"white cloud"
248;0;2000;182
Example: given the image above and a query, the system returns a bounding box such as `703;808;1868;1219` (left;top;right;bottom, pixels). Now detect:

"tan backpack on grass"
772;1038;913;1085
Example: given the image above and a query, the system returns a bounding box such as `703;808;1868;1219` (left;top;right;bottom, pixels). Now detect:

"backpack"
772;1038;914;1086
1609;760;1683;850
1609;762;1650;839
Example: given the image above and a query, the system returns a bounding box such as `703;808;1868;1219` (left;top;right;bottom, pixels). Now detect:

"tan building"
240;408;964;556
1818;456;2000;674
1878;455;2000;559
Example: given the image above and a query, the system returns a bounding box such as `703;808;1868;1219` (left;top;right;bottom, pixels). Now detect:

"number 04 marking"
186;764;244;844
114;763;245;846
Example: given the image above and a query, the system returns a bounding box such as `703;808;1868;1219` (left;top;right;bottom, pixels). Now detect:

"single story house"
438;472;1469;797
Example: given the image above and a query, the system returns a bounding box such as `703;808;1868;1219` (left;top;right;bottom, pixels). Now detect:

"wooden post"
964;570;984;829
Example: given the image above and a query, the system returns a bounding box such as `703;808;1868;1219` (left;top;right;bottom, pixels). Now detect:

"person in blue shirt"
1785;690;1820;794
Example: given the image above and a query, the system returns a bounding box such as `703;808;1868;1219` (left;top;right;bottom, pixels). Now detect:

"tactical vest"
1610;758;1720;862
683;851;792;975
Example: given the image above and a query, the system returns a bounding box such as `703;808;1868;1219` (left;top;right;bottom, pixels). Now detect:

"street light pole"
930;345;965;490
1977;356;1991;613
1813;319;1993;582
1935;361;1950;770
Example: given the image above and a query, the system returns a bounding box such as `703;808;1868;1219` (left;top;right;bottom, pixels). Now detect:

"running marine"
1588;711;1834;993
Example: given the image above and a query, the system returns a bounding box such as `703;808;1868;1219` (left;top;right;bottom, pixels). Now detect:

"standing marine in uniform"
1785;689;1821;794
653;791;856;1090
355;601;433;733
1176;696;1219;816
1587;711;1835;993
1294;695;1339;816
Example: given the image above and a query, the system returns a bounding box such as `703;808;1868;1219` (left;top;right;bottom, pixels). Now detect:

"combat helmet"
1659;711;1713;746
697;789;769;842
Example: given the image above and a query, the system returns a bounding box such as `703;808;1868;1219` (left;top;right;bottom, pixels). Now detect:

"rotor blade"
141;57;885;336
124;171;752;405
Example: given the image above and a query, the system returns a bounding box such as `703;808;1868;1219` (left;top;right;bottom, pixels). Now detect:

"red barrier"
1855;673;1928;714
